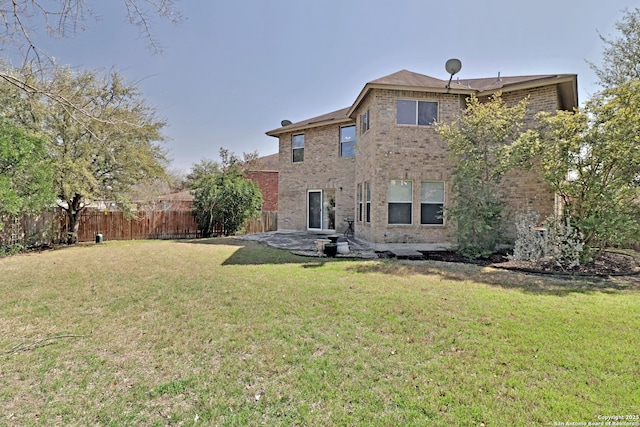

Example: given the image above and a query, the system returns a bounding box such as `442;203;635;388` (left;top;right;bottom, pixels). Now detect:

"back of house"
267;69;577;250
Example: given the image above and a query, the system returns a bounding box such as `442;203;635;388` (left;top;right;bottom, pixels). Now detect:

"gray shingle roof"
267;69;577;136
266;107;351;136
367;69;574;92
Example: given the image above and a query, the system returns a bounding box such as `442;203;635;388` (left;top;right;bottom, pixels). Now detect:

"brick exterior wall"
354;90;463;246
277;124;356;232
275;81;565;248
488;86;558;223
245;170;278;211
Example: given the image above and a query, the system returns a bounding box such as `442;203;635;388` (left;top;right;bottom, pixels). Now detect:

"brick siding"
276;124;356;232
275;81;566;248
245;170;278;211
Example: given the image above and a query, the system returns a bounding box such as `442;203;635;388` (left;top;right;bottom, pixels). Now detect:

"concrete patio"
234;230;379;258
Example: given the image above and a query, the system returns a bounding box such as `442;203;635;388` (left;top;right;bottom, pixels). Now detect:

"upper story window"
421;181;445;225
397;100;438;126
292;134;304;163
340;125;356;158
361;109;370;134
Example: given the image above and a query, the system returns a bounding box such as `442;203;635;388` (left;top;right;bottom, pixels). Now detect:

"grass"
1;238;639;426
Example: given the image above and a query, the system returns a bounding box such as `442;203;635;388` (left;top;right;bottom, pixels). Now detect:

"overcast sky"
35;0;639;172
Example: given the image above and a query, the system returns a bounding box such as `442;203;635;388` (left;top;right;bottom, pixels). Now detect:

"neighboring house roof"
266;69;578;136
158;191;194;201
248;153;279;171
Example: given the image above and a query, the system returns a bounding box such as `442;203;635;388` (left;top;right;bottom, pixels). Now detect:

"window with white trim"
340;125;355;158
388;180;412;224
292;134;304;163
361;109;370;134
397;100;438;126
365;182;371;223
357;183;363;222
421;181;445;225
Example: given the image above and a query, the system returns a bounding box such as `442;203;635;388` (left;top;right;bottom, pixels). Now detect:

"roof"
348;70;577;118
157;191;194;201
267;69;578;136
363;69;575;92
266;107;351;137
247;153;279;171
367;69;451;88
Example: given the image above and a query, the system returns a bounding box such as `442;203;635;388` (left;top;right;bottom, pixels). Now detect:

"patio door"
307;189;335;232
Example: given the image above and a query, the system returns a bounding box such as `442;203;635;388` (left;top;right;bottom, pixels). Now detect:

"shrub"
512;212;585;270
512;211;546;262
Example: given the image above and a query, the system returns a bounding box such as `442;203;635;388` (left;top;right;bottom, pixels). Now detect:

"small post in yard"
95;232;103;244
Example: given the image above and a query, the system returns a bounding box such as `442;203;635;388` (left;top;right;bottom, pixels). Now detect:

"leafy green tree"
186;159;222;190
189;151;263;237
0;119;55;219
436;93;528;259
509;80;640;252
2;67;168;243
589;7;640;88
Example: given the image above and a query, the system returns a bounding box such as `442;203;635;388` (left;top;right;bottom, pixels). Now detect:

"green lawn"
1;239;639;426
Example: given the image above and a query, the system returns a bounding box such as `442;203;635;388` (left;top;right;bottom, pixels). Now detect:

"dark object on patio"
324;243;338;257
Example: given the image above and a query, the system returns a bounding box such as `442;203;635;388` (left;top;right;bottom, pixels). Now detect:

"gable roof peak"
368;69;448;87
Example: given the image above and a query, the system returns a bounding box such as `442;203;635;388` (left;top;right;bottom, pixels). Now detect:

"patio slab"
387;248;425;260
234;230;377;258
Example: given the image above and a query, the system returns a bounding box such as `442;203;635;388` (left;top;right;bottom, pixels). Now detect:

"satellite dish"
445;58;462;75
445;58;462;90
281;119;292;127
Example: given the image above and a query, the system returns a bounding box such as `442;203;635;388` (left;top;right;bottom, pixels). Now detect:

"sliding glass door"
307;189;335;231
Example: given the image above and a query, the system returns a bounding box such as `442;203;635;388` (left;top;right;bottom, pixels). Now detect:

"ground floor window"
357;183;363;222
388;180;412;224
421;181;445;225
365;182;371;223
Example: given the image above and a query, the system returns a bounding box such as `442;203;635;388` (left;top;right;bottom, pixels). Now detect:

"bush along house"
266;69;578;250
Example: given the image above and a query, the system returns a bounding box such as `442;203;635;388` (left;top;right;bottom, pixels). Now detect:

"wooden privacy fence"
75;209;201;242
244;211;278;235
75;209;277;242
0;211;65;248
2;209;278;246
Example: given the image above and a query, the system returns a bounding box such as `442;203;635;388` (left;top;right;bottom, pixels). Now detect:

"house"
266;69;578;250
154;190;194;211
150;153;279;214
244;152;279;212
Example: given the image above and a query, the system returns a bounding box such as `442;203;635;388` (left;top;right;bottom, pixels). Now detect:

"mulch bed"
419;250;640;276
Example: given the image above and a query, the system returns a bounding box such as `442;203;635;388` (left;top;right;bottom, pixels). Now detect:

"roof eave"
266;116;354;137
477;74;577;94
347;83;475;118
476;74;579;110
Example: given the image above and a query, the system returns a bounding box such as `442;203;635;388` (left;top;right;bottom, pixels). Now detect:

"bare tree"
0;1;181;120
0;0;181;61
